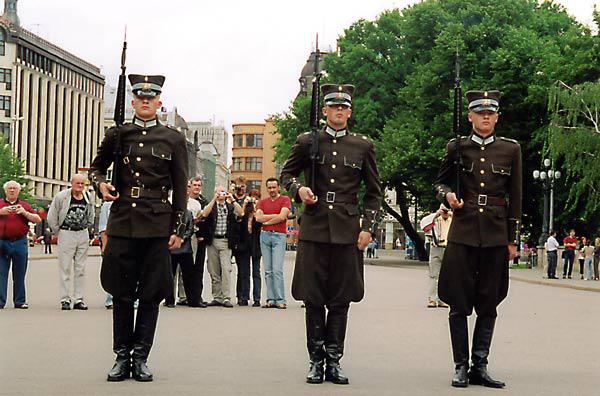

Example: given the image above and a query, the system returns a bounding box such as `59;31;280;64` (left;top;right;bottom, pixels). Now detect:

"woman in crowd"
577;237;586;280
583;239;595;281
235;192;263;307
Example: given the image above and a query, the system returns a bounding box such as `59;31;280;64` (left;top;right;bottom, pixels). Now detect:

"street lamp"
533;159;561;246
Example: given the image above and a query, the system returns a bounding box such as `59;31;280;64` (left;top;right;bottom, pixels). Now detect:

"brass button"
480;158;485;162
478;208;483;213
142;131;147;135
331;164;336;169
135;172;140;177
333;151;337;156
333;139;337;144
132;203;137;208
480;182;485;187
136;157;141;162
139;143;144;147
480;170;485;175
330;179;335;183
328;205;333;210
480;147;485;151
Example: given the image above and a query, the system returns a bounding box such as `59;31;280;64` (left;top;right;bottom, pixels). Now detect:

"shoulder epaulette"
499;137;519;144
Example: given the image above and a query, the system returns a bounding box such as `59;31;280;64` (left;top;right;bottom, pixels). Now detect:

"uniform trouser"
207;238;232;303
0;237;28;307
235;249;251;302
305;303;350;362
57;229;89;303
428;246;445;302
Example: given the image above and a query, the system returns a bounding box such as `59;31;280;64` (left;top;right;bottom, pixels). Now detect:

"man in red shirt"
0;180;41;309
562;229;577;279
255;178;291;309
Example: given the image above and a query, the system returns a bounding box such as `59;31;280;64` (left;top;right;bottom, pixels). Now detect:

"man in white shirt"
420;205;452;308
545;231;560;279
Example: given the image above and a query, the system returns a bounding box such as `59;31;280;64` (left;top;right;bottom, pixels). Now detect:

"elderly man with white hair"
47;174;95;310
0;180;41;309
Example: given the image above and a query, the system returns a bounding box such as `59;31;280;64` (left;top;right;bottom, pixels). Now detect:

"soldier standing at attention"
89;74;188;382
434;90;521;388
281;84;381;385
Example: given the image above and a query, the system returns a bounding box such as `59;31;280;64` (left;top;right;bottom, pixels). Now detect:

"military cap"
128;74;165;97
322;84;355;107
466;90;500;113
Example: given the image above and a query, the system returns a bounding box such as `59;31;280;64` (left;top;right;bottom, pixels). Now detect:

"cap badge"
338;86;343;91
483;99;490;106
484;91;488;97
144;76;149;82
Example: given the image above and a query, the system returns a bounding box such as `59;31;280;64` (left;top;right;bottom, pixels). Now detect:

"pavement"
1;248;599;395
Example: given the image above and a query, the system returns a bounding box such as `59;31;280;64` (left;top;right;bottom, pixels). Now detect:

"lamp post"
533;158;561;246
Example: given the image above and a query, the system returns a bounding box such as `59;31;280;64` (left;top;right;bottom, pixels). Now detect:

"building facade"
187;121;228;165
231;119;278;197
0;4;105;203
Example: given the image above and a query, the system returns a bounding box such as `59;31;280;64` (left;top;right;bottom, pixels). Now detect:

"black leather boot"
305;304;326;384
469;316;505;388
324;305;349;385
449;314;469;388
132;302;159;382
107;299;134;382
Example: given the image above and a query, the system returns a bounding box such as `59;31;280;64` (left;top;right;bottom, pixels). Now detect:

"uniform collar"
325;125;347;138
470;131;495;146
133;117;158;128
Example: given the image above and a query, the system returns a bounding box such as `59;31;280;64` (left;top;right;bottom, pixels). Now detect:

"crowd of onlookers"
0;174;294;311
545;229;600;281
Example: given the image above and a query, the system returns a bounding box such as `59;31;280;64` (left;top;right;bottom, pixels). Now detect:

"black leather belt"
121;187;168;200
464;193;505;207
213;235;226;239
316;191;358;204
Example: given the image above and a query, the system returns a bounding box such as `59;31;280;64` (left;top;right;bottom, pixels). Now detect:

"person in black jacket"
201;185;243;308
234;197;263;307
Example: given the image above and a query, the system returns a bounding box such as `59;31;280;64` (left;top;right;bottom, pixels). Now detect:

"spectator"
545;231;559;279
577;237;587;280
98;201;113;309
248;189;263;306
0;180;41;309
202;186;243;308
395;237;402;250
255;178;291;309
234;197;262;306
562;229;577;279
420;205;452;308
188;176;209;308
47;174;95;310
594;237;600;281
232;175;247;206
366;240;375;258
583;239;595;281
43;227;53;254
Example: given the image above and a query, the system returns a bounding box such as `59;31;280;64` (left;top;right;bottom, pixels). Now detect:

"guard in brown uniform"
89;74;188;382
281;84;381;385
434;90;521;388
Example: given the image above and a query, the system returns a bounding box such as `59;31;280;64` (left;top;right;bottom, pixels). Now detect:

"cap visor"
471;105;498;113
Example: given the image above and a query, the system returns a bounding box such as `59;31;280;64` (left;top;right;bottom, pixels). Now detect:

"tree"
0;136;34;202
274;0;600;256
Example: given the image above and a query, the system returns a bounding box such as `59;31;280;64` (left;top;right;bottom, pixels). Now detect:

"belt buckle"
477;194;487;206
131;187;140;199
326;191;335;203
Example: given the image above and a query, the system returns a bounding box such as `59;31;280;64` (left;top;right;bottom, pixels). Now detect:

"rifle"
308;34;321;191
453;47;462;199
111;29;127;194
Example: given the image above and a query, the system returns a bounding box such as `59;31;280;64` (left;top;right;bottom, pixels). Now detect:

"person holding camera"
234;196;262;306
202;185;243;308
0;180;41;309
232;176;247;206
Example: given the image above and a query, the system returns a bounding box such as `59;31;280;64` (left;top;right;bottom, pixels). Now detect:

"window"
0;68;11;90
233;157;244;171
0;95;10;117
246;157;262;171
0;29;5;56
233;134;243;148
0;122;8;139
246;134;263;148
247;180;261;192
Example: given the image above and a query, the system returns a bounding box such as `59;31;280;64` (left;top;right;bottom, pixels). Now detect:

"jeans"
584;257;594;280
547;250;557;278
260;231;286;305
0;237;29;308
563;250;574;277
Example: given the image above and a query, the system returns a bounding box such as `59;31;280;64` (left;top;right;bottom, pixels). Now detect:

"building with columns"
0;0;105;202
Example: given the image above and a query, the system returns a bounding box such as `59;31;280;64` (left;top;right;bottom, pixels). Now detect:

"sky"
14;0;600;131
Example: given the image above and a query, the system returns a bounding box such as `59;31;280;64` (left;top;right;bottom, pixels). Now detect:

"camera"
235;185;242;193
218;191;227;198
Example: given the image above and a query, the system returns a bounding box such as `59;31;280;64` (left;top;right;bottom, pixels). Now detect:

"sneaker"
276;303;287;309
61;301;71;310
252;301;261;307
15;303;29;309
222;300;234;308
73;301;88;310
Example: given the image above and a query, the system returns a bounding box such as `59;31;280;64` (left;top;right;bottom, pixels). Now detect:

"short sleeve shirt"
0;199;36;239
61;197;87;230
563;236;577;251
257;195;291;234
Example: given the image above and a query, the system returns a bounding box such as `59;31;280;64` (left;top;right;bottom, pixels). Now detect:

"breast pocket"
152;145;173;161
343;156;363;170
491;164;511;176
461;161;474;173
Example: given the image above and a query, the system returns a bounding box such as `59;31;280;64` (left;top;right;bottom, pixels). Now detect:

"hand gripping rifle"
453;47;462;199
111;29;127;194
308;34;322;191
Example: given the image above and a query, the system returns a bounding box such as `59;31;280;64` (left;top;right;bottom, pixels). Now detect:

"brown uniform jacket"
280;127;381;244
89;118;188;238
434;132;522;247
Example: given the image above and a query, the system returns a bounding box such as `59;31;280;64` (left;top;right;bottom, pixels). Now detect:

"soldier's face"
132;95;162;120
468;110;498;136
323;104;352;128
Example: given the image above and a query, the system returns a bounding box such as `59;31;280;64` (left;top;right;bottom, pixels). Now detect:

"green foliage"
0;135;34;204
273;0;600;241
548;81;600;232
